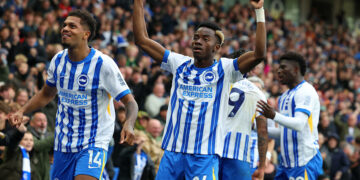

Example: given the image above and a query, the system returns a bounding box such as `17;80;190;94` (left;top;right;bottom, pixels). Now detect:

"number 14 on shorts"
88;149;102;168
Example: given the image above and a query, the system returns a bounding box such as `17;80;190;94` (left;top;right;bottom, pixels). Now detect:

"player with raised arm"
133;0;266;179
9;10;138;180
257;52;322;180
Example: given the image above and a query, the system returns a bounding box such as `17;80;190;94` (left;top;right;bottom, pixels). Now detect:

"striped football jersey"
46;48;130;152
277;80;320;168
160;50;243;155
221;79;266;162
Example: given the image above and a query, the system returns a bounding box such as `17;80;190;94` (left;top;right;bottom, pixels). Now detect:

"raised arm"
9;84;57;127
133;0;166;63
237;0;266;74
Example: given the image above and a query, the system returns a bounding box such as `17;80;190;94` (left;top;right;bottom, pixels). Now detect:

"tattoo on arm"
256;115;268;169
124;100;139;128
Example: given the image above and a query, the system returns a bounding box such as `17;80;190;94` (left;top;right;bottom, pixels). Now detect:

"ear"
214;43;221;52
294;65;301;75
83;31;91;41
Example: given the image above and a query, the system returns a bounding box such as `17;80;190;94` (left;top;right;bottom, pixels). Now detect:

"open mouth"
278;75;284;82
61;34;71;39
193;47;202;53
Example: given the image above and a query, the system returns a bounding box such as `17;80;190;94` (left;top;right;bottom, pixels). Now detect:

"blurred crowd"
0;0;360;180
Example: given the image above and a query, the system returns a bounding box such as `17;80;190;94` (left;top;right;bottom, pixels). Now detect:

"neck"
68;45;90;62
0;120;5;130
136;147;142;154
194;58;214;68
288;76;304;89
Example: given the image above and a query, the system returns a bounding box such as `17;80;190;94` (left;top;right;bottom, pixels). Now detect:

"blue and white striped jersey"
221;79;266;162
46;48;130;152
277;80;320;168
161;50;243;155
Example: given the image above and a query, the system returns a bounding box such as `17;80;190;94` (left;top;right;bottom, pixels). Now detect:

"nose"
61;25;69;33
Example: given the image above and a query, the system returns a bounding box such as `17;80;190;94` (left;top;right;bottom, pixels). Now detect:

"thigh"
219;158;251;180
156;151;184;180
74;147;108;180
274;166;288;180
52;151;77;180
304;152;323;180
286;152;323;180
74;175;97;180
185;154;219;180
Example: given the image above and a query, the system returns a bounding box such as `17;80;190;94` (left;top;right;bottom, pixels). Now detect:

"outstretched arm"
237;0;266;74
257;100;308;131
119;94;139;145
9;84;57;127
133;0;166;62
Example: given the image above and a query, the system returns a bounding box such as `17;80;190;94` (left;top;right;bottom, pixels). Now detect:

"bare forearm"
21;86;56;114
256;115;268;169
124;100;138;128
254;21;266;59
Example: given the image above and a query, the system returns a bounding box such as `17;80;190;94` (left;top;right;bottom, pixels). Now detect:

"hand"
252;168;264;180
250;0;264;9
120;121;135;145
334;171;342;180
8;110;24;128
257;100;276;119
17;123;27;133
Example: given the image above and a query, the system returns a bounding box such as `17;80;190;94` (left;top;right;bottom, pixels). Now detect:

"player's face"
277;60;297;85
191;27;219;60
60;16;90;48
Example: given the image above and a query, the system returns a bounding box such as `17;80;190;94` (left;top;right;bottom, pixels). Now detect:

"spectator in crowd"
319;111;338;137
128;67;149;111
154;104;168;125
115;130;156;180
0;48;9;83
28;112;51;139
112;106;127;168
0;125;30;179
9;53;27;74
351;137;360;180
324;133;351;180
15;31;47;67
0;100;26;158
0;84;15;103
145;119;163;143
9;61;31;90
135;111;151;131
335;112;360;143
14;88;29;107
143;119;164;172
27;111;54;180
144;83;166;117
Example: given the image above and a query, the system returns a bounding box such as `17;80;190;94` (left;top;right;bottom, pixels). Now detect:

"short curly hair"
68;9;97;41
279;51;307;76
195;21;224;45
